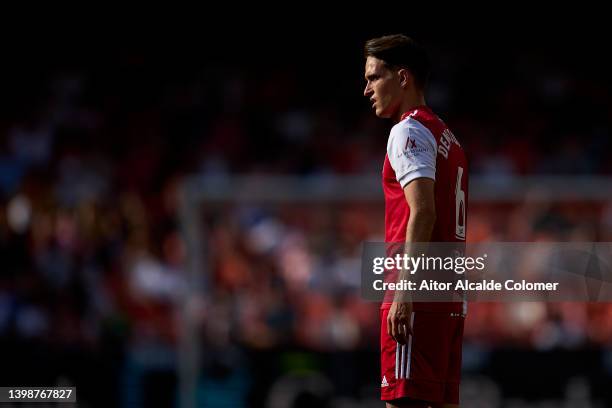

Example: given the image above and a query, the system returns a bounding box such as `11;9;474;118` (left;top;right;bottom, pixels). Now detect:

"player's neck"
395;94;427;122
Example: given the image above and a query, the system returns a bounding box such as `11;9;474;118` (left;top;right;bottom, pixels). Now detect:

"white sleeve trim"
397;167;436;186
387;117;437;188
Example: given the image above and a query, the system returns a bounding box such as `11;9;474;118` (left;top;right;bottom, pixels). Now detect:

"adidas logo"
381;376;389;387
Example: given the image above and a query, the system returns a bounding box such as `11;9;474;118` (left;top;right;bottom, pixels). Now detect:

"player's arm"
386;120;437;345
404;178;436;243
388;178;436;344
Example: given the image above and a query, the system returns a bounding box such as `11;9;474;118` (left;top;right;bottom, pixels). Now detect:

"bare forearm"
393;210;436;302
405;210;435;243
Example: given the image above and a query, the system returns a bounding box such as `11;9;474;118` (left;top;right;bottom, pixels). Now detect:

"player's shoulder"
410;107;447;134
411;106;438;122
390;113;436;143
387;115;437;155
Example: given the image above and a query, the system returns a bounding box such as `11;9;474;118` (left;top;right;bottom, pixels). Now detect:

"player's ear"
398;69;411;89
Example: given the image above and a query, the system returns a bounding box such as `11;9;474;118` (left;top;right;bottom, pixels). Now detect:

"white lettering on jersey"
437;129;460;159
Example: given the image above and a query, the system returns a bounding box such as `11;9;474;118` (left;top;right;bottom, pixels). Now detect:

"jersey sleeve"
387;118;437;188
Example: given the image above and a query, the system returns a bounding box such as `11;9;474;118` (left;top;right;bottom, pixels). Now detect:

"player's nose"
363;83;372;97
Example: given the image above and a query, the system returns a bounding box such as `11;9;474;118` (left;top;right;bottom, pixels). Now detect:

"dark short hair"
364;34;430;89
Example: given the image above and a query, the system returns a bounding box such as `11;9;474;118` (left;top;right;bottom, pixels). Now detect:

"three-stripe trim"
394;312;415;380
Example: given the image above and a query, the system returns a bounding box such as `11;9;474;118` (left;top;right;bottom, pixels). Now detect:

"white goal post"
177;174;612;408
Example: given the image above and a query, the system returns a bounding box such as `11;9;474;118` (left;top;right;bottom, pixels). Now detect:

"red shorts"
380;307;465;404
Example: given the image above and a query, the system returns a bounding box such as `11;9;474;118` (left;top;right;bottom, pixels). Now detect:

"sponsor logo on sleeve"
400;136;429;158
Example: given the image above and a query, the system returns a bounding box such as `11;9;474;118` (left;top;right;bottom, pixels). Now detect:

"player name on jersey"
437;128;460;159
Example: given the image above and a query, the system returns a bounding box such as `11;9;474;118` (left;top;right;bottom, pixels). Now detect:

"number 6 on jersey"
455;166;465;240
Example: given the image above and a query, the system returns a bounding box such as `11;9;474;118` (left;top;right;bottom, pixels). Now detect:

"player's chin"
375;108;391;119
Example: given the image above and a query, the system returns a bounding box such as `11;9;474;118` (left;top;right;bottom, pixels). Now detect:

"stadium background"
1;24;611;407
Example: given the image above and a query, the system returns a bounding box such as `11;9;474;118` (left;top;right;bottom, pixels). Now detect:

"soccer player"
363;34;468;408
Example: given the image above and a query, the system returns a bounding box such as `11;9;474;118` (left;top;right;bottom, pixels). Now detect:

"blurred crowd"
205;200;612;353
1;36;612;369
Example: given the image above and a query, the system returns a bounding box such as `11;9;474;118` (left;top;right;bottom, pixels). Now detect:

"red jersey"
382;105;468;312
